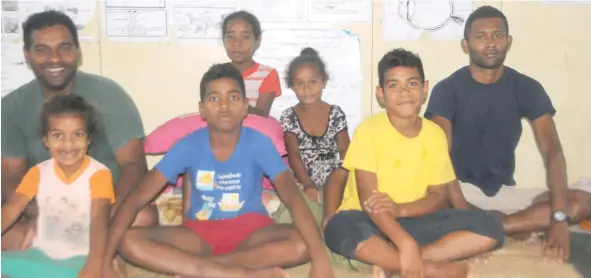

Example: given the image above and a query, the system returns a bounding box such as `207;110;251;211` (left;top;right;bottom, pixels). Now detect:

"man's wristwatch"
551;210;571;224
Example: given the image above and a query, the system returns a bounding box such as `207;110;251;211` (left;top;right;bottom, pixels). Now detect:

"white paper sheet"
540;0;591;3
239;0;306;23
1;1;96;40
171;0;236;8
253;29;363;134
172;5;235;40
105;0;166;8
1;38;34;97
383;0;473;41
103;8;168;41
307;0;372;22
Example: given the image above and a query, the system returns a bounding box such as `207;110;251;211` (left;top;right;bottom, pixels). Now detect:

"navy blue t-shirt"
425;66;556;196
155;127;288;220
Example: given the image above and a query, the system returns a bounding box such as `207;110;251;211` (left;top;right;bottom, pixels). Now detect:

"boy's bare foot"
252;267;290;278
372;265;394;278
112;257;127;278
174;267;289;278
425;261;478;278
466;263;479;278
470;252;493;264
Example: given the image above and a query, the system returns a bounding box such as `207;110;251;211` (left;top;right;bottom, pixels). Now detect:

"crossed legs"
118;221;309;277
325;210;505;278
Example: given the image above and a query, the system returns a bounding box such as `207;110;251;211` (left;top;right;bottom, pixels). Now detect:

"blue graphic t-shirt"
155;127;288;220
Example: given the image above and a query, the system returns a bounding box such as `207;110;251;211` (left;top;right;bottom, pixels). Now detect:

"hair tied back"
300;47;319;57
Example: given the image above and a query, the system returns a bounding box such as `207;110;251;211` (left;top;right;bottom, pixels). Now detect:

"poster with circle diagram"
382;0;474;41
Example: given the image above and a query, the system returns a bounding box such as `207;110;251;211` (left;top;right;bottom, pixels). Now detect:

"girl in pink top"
222;10;282;117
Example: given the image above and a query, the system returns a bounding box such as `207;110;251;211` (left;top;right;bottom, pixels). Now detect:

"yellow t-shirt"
338;112;456;211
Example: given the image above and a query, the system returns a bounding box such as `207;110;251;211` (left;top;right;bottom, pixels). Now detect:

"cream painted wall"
85;1;589;188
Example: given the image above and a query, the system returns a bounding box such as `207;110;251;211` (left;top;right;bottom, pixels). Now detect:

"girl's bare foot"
252;267;290;278
372;265;394;278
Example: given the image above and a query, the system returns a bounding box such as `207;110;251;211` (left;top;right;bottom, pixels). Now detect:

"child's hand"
303;187;321;203
20;219;37;249
364;191;399;217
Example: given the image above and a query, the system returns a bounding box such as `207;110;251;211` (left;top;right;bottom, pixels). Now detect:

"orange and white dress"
15;156;115;259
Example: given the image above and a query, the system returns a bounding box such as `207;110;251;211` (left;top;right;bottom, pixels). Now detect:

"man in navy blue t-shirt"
100;63;334;278
425;6;590;263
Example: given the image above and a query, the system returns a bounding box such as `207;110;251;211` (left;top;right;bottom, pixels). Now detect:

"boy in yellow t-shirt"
324;49;505;278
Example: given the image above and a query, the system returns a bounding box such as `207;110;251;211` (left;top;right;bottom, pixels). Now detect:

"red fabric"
183;213;274;255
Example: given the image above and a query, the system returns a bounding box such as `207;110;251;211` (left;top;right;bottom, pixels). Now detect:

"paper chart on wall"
102;0;168;41
1;38;34;97
253;29;363;134
540;0;591;3
105;0;166;8
1;0;96;41
238;0;306;23
172;1;236;41
307;0;372;22
382;0;473;41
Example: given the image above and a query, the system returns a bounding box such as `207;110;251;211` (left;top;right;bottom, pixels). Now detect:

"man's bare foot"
372;265;394;278
425;261;478;278
508;231;537;243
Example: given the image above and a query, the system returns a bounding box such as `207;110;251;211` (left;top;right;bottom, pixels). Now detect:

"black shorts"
324;209;505;259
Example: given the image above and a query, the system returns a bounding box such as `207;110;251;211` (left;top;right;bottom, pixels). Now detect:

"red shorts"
183;213;274;255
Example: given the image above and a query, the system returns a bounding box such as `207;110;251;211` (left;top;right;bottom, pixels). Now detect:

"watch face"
553;211;568;221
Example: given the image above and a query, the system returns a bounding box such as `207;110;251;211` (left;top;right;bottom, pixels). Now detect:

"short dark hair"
378;48;425;87
222;10;261;39
464;6;509;40
41;94;98;137
286;47;329;88
199;63;246;101
22;10;79;50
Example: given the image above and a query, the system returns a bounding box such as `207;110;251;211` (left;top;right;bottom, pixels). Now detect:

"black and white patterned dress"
280;105;348;189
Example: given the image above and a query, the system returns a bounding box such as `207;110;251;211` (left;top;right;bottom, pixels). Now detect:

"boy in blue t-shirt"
101;63;333;278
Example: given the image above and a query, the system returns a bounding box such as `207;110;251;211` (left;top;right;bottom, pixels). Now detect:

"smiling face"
24;24;80;92
43;113;89;173
223;18;260;65
291;63;326;105
463;17;512;70
377;66;429;119
199;77;248;132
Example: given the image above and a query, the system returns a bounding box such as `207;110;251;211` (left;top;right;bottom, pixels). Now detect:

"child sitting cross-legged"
101;63;334;278
323;49;506;278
